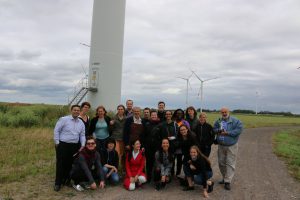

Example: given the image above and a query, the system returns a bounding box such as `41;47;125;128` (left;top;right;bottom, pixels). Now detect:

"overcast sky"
1;0;300;113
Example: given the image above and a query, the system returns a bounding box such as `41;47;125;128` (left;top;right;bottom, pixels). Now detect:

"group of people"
53;100;243;198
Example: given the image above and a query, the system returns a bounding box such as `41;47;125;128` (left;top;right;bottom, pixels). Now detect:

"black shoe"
155;183;161;191
207;181;214;193
183;186;194;191
218;179;225;184
161;182;166;189
224;182;231;190
179;178;188;187
64;179;72;187
54;184;61;192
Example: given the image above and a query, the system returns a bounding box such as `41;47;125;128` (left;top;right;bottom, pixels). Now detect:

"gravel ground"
1;127;299;200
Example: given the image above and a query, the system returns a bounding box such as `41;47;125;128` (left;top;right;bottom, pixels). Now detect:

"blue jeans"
103;166;119;184
183;164;213;185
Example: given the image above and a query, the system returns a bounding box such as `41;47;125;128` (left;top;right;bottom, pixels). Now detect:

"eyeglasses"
86;142;96;145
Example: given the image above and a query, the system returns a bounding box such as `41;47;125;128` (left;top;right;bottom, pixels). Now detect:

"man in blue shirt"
53;105;86;191
213;107;243;191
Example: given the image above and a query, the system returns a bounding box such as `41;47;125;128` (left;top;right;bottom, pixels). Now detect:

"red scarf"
80;147;96;168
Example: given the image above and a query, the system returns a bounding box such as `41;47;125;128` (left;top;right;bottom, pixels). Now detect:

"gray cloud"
0;0;300;113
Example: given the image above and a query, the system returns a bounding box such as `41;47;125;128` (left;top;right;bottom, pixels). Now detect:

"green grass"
0;127;55;183
0;103;69;128
0;103;300;185
273;129;300;180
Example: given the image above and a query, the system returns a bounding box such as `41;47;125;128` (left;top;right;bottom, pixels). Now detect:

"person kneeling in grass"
153;138;174;190
183;145;214;198
101;138;120;185
123;139;147;190
70;136;105;191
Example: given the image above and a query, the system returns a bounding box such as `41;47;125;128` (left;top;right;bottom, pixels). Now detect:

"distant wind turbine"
255;91;259;115
191;70;219;113
177;74;193;108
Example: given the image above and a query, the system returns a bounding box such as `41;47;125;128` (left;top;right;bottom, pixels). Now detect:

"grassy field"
0;103;300;199
0;128;55;183
273;129;300;180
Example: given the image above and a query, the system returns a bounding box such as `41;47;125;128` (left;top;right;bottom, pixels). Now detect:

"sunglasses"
86;142;96;145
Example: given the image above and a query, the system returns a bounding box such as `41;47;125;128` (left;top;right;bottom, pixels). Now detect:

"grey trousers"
218;143;238;183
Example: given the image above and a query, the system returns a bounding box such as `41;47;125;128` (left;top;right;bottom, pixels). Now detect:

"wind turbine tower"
191;71;219;113
177;74;192;108
87;0;126;110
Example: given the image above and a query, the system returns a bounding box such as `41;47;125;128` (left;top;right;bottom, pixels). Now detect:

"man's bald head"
220;107;230;119
133;107;141;118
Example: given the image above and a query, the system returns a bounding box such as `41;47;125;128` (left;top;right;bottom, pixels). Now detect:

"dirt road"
1;127;300;200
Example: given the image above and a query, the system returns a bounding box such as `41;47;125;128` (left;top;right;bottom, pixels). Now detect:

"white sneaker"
72;184;84;192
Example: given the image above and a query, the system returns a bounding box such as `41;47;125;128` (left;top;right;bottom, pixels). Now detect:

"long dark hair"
127;139;144;162
158;139;174;163
190;145;211;167
95;105;107;117
178;124;195;140
185;106;197;120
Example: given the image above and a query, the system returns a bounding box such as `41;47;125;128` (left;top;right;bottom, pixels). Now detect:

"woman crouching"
183;145;214;198
70;136;105;191
153;138;174;190
123;139;147;190
101;138;120;185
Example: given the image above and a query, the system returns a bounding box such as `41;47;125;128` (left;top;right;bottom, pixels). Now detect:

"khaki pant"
115;140;125;173
218;143;238;183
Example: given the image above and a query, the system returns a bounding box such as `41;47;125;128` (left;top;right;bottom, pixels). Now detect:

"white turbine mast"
177;74;193;108
255;91;260;115
191;70;219;113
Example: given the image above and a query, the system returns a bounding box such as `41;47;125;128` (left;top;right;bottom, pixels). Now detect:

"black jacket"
70;150;104;184
143;120;160;150
194;122;215;147
186;155;212;187
88;116;112;137
100;149;119;169
177;134;198;163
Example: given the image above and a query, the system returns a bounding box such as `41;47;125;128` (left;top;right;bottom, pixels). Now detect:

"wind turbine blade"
176;76;188;80
191;70;203;82
203;77;219;82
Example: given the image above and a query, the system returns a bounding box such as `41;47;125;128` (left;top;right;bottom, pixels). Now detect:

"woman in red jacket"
123;139;147;190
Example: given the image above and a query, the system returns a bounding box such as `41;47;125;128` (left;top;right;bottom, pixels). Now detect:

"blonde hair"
190;145;211;167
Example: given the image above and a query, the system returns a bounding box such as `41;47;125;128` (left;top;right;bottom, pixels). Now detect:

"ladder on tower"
68;76;89;106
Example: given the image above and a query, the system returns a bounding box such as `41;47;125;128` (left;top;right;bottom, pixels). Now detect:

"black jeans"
71;169;100;185
171;154;183;176
55;141;80;185
145;148;155;182
96;138;108;154
200;145;212;158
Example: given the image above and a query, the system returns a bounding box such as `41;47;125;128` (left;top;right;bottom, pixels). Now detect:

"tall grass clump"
0;103;69;128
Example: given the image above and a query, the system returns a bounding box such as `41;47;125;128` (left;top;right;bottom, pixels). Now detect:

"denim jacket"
213;116;243;146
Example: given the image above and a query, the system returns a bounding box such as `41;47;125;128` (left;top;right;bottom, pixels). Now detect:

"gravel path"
69;127;300;200
1;127;299;200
